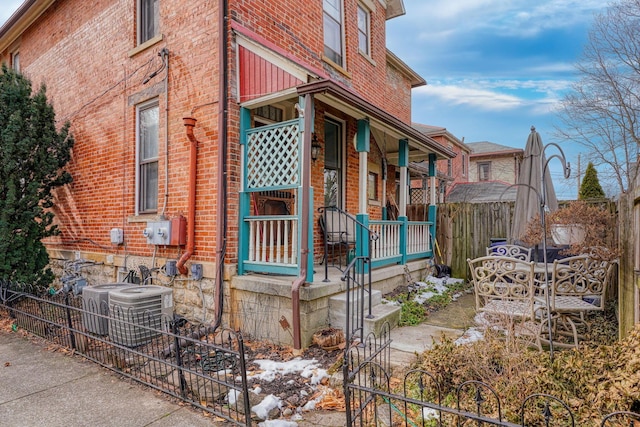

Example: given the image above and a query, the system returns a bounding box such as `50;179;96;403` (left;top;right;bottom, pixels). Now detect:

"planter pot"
550;224;586;245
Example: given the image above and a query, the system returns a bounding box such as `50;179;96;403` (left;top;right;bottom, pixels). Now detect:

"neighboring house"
413;123;469;202
467;141;523;184
0;0;453;348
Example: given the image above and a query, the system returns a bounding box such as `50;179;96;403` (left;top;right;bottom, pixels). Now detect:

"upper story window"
11;51;20;72
137;99;159;213
478;161;491;182
138;0;159;45
323;0;344;67
357;4;370;56
462;153;467;176
447;159;452;177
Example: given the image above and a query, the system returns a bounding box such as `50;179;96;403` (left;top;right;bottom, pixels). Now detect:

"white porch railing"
246;215;298;266
407;221;432;256
369;220;402;262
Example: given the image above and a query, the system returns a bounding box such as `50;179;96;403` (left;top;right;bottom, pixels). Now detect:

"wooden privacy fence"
408;200;617;282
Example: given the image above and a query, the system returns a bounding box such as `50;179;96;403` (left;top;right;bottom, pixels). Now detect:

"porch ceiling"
297;79;456;166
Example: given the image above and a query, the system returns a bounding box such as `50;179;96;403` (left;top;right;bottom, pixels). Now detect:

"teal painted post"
237;107;252;275
356;213;370;258
356;119;370;272
428;153;437;254
398;138;409;265
306;188;314;282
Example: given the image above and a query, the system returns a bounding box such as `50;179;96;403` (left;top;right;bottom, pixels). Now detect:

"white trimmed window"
357;4;370;56
138;0;159;45
137;100;159;213
323;0;344;66
478;162;491;181
11;51;20;72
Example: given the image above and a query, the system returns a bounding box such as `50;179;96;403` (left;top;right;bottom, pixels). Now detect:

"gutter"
297;79;456;159
213;0;229;329
177;118;198;275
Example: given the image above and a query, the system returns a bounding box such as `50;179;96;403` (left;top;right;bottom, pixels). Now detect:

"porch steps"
328;290;401;337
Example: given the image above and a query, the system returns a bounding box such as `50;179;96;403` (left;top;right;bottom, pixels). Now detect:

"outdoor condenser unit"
82;283;138;335
108;285;174;347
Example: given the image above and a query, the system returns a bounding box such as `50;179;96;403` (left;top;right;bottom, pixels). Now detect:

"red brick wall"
1;0;223;266
2;0;418;270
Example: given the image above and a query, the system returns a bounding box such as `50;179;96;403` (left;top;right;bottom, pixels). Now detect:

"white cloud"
414;78;565;113
397;0;603;39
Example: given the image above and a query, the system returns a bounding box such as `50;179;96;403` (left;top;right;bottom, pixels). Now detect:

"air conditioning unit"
108;285;173;347
82;283;138;335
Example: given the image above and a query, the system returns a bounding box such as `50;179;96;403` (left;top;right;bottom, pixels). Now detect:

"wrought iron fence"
0;287;252;426
343;324;640;427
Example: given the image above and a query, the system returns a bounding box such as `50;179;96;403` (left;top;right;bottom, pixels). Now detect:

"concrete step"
329;288;400;339
328;289;382;330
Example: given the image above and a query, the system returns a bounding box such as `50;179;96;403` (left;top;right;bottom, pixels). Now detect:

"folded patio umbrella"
511;126;559;242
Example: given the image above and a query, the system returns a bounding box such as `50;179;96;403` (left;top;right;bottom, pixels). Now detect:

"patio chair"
486;244;532;261
467;256;541;349
537;254;615;348
318;208;356;267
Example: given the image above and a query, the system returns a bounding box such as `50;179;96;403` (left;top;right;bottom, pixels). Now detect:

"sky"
0;0;610;198
386;0;609;199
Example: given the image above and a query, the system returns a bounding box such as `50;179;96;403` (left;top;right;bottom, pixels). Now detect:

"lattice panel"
246;121;300;189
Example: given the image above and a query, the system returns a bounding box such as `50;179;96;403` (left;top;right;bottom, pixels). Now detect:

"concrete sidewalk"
0;331;218;427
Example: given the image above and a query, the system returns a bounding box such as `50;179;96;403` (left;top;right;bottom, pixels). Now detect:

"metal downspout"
292;93;313;349
177;118;198;275
213;0;229;329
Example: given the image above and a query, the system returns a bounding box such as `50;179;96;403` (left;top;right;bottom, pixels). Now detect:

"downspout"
213;0;229;329
292;93;313;350
177;117;198;275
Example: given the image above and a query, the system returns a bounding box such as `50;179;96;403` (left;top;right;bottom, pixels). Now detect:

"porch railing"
369;219;433;268
245;215;298;267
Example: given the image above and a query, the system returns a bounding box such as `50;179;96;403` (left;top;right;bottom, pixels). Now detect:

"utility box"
170;216;187;246
144;221;172;245
110;228;124;245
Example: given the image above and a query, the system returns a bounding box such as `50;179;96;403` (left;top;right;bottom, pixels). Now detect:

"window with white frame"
462;153;467;176
478;161;491;181
323;0;344;66
11;51;20;72
137;100;159;213
138;0;159;45
357;4;370;56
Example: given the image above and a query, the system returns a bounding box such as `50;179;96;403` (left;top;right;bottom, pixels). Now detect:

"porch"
237;81;452;284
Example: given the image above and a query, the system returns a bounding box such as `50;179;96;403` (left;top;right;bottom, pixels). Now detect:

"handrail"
340;255;373;343
318;206;378;282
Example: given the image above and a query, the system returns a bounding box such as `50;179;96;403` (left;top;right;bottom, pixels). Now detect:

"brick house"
413;123;469;203
0;0;453;348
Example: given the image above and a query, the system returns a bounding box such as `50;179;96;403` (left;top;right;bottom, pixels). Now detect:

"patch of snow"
422;407;439;420
249;358;328;385
227;388;240;405
258;420;298;427
252;386;262;395
455;327;484;345
252;394;282;420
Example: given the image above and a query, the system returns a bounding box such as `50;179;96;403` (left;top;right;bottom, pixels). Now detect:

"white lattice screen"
246;120;300;189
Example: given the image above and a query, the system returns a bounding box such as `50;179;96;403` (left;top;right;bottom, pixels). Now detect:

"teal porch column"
398;138;409;265
356;119;370;270
237;107;252;275
428;153;437;253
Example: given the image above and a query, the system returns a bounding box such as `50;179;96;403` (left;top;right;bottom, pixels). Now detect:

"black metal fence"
0;287;252;426
343;324;640;426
